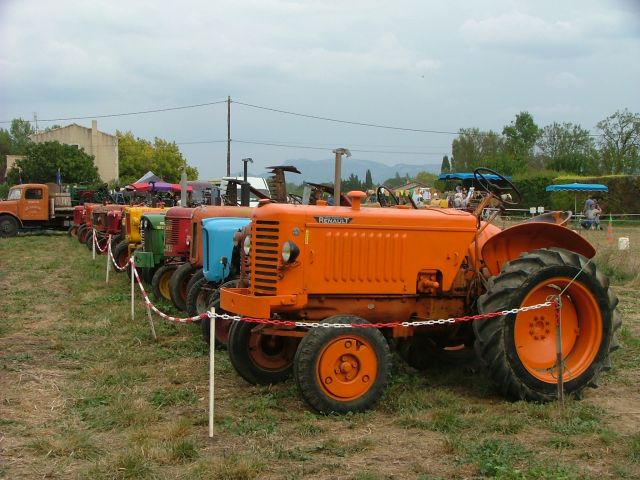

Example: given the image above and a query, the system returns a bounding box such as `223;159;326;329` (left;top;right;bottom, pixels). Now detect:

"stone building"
28;120;118;182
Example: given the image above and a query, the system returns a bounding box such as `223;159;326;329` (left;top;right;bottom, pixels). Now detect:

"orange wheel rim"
514;276;602;384
317;335;378;401
248;331;296;371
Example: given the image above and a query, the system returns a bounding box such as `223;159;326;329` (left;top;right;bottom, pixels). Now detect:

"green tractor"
133;212;169;300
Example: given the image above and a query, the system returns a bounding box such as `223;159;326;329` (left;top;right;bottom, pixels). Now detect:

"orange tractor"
220;168;621;413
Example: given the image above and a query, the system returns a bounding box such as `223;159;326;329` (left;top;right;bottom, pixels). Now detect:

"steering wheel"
473;167;522;206
377;186;399;207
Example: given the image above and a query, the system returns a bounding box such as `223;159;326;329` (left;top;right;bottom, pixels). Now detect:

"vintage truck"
0;183;74;237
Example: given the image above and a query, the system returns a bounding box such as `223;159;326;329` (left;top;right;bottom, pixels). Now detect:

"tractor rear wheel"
186;276;216;317
228;318;300;385
169;263;196;312
474;248;620;402
0;215;19;237
202;279;238;347
112;240;130;271
294;315;391;414
152;264;177;302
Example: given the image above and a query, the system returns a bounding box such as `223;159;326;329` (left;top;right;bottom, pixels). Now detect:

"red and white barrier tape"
91;229;110;254
131;263;208;324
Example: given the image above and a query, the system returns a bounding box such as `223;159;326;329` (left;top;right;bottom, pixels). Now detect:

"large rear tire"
228;319;301;385
474;248;620;402
294;315;392;414
169;263;196;312
151;264;177;302
0;215;19;238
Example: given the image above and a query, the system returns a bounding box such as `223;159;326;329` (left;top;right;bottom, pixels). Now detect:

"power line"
233;139;446;156
0;100;227;124
233;101;461;135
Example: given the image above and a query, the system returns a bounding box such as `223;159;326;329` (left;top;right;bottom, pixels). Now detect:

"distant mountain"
234;158;441;184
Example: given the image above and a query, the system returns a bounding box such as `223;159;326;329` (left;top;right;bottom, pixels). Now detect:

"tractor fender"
481;222;595;276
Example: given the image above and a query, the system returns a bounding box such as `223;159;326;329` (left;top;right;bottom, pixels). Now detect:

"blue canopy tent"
545;183;608;215
438;172;511;182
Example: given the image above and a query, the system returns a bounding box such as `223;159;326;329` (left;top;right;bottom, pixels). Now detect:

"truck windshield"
7;188;21;200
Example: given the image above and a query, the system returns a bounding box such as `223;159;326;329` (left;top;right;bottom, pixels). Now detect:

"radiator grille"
252;220;280;296
165;217;180;245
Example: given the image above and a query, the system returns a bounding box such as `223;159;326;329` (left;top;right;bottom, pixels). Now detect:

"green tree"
9;118;35;154
537;122;598;174
596;109;640;174
451;129;505;172
342;173;363;192
364;169;373;189
6;141;100;184
117;131;198;184
415;171;437;186
440;155;451;173
502;111;540;172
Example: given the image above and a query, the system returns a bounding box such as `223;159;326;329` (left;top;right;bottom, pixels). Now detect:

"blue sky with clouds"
1;0;638;179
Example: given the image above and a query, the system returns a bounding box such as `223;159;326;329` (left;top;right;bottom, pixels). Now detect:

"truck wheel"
0;215;19;237
474;248;621;402
77;224;89;244
294;315;391;414
169;263;196;312
228;319;300;385
202;279;238;347
112;241;130;271
152;264;177;302
186;276;216;317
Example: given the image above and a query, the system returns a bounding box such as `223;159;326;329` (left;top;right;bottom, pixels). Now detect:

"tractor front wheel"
474;248;621;402
169;263;196;312
202;279;238;347
294;315;391;414
152;264;177;302
0;215;19;237
68;225;78;237
186;276;216;317
228;318;300;385
112;241;130;271
77;224;89;244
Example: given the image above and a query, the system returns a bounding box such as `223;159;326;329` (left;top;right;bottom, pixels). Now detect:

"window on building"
25;188;43;200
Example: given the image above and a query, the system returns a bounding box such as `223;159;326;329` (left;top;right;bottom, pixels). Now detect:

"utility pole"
332;148;351;205
226;96;231;176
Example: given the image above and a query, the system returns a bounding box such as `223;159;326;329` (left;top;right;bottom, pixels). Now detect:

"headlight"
243;235;251;256
282;241;300;263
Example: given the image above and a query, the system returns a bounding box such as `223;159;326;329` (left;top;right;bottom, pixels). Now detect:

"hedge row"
514;173;640;215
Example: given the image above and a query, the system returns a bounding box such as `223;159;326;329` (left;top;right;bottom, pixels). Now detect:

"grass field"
1;227;639;479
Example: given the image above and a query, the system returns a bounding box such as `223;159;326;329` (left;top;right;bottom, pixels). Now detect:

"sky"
1;0;639;180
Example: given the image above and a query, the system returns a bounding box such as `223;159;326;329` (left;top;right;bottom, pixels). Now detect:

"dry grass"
0;231;639;480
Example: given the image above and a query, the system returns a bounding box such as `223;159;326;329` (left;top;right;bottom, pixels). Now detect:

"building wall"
30;120;119;182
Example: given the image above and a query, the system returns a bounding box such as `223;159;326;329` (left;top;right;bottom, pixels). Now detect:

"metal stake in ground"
145;301;157;341
130;260;135;321
105;236;112;283
555;296;564;406
92;229;96;260
209;308;216;438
